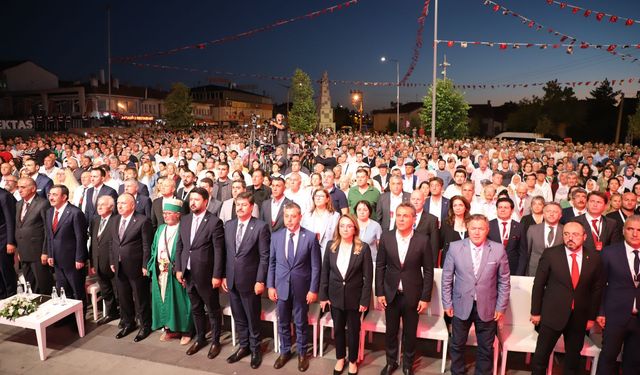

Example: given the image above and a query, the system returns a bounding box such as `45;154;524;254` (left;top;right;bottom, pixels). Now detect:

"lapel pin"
250;226;253;230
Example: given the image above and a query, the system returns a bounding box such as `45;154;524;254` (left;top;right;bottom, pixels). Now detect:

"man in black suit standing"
90;195;119;325
0;187;17;298
176;170;197;202
175;187;225;358
606;191;637;237
151;176;178;230
15;177;53;294
376;176;411;232
198;177;223;217
376;203;434;375
569;191;622;252
110;193;153;341
247;169;271;208
409;190;440;266
260;177;291;233
373;164;390;193
45;185;88;308
85;167;118;221
23;158;52;198
222;192;270;368
488;197;527;275
424;177;450;228
596;216;640;374
530;221;604;374
123;178;152;218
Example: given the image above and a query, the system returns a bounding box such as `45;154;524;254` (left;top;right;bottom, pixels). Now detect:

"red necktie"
570;253;579;309
518;201;524;216
591;219;599;243
52;210;59;232
502;221;509;247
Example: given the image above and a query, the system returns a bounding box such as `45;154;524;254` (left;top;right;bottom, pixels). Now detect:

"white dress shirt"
565;247;583;274
395;230;413;291
428;197;443;223
285;227;301;260
544;223;558;248
270;196;286;224
624;242;640;313
584;213;602;240
337;241;352;279
388;193;404;230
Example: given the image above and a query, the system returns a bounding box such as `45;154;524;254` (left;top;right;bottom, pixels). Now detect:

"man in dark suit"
526;202;564;276
23;158;53;199
222;192;270;368
198;177;223;217
376;176;411;232
423;177;450;228
373;164;390;193
596;216;640;374
410;190;440;266
530;221;604;374
110;193;153;341
569;191;622;252
90;195;119;325
260;177;291;233
0;187;17;298
45;185;88;309
151;176;178;230
176;169;197;203
247;169;271;208
376;203;434;375
488;197;527;275
123;178;152;218
15;177;53;294
606;191;637;237
175;187;225;358
85;167;118;221
267;202;321;372
117;167;150;197
560;187;587;224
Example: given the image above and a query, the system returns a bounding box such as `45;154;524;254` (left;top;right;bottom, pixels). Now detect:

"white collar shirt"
623;242;640;313
395;230;413;291
285;227;302;260
565;247;583;274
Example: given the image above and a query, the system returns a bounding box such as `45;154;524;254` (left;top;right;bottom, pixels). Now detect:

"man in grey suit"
526;202;563;276
375;176;410;232
198;177;222;217
219;180;258;225
15;177;53;294
442;214;511;375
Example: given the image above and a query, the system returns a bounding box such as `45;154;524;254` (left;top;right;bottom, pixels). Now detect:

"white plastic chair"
219;292;236;346
260;297;280;353
307;303;321;357
416;268;449;373
85;280;106;321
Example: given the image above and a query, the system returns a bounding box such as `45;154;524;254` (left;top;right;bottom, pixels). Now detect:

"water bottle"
25;282;32;296
17;283;24;295
51;287;59;305
59;287;67;305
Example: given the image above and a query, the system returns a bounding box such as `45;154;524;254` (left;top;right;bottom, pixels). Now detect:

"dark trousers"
0;250;16;298
277;289;309;355
450;302;497;375
54;265;87;310
115;264;151;329
532;310;585;375
21;260;53;294
331;306;361;363
385;291;419;369
597;315;640;375
96;267;118;317
229;286;261;352
186;273;221;344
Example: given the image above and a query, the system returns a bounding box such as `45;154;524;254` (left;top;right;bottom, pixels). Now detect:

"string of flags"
481;0;640;64
113;0;361;63
400;0;431;85
130;62;640;90
544;0;638;27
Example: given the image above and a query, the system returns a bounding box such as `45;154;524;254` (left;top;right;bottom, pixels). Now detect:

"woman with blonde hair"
319;214;372;375
54;168;79;202
302;188;340;258
139;160;157;198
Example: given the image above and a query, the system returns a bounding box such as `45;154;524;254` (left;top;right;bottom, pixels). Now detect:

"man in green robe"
148;198;193;344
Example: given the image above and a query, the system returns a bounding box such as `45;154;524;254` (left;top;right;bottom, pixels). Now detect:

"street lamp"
381;56;400;134
350;90;363;132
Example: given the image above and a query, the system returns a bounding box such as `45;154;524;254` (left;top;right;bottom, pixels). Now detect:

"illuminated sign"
0;119;34;130
120;115;154;121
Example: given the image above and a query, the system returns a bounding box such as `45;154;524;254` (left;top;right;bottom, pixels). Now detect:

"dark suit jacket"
151;195;183;229
110;213;153;277
90;214;117;275
260;197;292;233
224;217;270;293
423;196;450;225
207;198;223;217
375;192;411;232
569;214;623;252
15;195;49;262
175;211;225;290
84;185;118;221
531;244;604;331
176;187;194;214
560;206;579;225
0;188;16;250
34;174;53;199
605;210;628;238
45;203;88;270
599;242;640;328
134;194;152;218
118;182;150;197
375;230;434;305
319;241;373;310
414;212;441;266
488;219;527;275
373;174;390;193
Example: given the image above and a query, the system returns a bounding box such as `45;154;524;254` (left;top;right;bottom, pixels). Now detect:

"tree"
540;80;584;139
419;78;470;139
164;82;194;129
628;102;640;141
288;69;317;133
589;79;620;107
587;79;620;142
505;97;542;132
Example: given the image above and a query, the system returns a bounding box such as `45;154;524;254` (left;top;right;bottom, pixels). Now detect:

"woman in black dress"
439;195;470;267
519;195;545;236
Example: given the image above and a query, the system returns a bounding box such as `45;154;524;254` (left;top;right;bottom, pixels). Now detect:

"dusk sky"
3;0;639;110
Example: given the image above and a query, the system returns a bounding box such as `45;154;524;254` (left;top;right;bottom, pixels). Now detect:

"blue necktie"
287;232;296;265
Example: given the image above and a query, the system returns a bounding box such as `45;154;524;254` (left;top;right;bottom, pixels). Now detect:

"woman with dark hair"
439;195;470;267
319;214;373;375
606;177;622;199
578;164;593;187
354;200;382;263
520;195;545;235
597;167;614;192
302;188;340;258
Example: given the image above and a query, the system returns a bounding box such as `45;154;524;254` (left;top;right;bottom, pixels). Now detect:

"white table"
0;295;85;360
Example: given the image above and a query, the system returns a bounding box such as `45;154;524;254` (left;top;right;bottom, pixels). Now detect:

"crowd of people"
0;120;638;374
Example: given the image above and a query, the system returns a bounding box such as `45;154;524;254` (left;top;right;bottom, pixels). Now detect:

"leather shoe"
380;362;398;375
402;367;414;375
298;354;310;372
227;346;251;363
186;340;207;356
207;343;222;359
273;351;292;369
97;314;119;326
115;325;136;339
250;350;262;369
133;327;151;342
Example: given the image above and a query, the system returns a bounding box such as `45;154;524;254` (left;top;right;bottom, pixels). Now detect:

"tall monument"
318;71;336;132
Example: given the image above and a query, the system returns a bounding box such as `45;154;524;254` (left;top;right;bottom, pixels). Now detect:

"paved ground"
0;314;583;374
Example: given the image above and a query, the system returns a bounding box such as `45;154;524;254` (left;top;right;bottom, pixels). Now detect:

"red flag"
560;2;567;9
580;42;589;49
499;43;507;49
610;15;618;23
607;44;617;52
584;9;592;17
447;41;454;47
546;0;552;4
625;19;634;26
528;20;534;27
493;4;500;11
596;12;604;21
571;7;580;14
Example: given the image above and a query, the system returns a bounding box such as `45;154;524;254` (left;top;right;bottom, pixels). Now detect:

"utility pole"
107;5;112;115
440;55;451;79
430;0;439;144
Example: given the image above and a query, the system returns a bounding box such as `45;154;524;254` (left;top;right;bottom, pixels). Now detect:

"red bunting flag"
596;12;605;21
447;40;454;47
499;43;507;49
559;2;566;8
571;7;579;14
584;9;592;17
493;4;500;11
610;16;618;23
626;19;634;26
607;45;617;52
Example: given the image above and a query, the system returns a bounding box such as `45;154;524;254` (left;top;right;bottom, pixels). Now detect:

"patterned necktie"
472;246;482;277
235;223;244;252
118;219;127;240
92;187;99;206
98;218;107;237
633;250;639;282
52;210;59;232
287;232;296;265
570;253;579;309
547;226;555;247
21;201;30;222
502;222;509;247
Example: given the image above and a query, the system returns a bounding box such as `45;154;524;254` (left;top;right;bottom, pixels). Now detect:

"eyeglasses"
339;224;355;230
